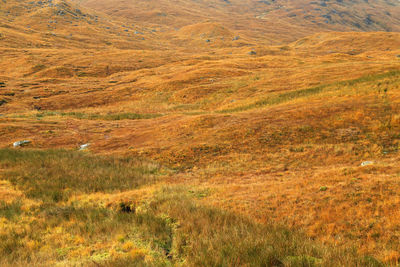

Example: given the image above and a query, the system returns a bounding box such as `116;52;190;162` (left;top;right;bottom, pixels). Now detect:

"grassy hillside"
0;149;389;266
1;0;400;265
75;0;400;42
0;0;164;49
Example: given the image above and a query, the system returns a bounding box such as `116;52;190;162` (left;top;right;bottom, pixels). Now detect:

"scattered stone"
361;161;373;167
248;50;257;55
13;140;31;148
79;143;90;150
0;99;7;106
232;36;240;41
119;202;135;213
206;39;211;43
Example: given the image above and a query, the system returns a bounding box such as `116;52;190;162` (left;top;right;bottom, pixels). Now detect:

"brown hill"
1;0;400;264
74;0;400;43
0;0;163;49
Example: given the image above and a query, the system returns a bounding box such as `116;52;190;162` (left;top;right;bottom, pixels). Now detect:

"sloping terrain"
0;0;164;49
256;0;400;32
75;0;400;43
1;0;400;265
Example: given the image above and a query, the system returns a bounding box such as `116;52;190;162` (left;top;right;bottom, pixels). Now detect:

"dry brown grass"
0;153;386;266
1;0;400;264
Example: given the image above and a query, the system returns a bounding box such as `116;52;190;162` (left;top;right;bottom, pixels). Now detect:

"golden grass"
0;152;387;266
1;1;400;264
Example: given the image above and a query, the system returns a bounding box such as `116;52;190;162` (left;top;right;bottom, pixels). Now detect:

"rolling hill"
1;0;400;265
74;0;400;43
0;0;165;49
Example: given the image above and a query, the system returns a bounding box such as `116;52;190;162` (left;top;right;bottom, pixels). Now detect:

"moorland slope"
76;0;400;42
1;0;400;265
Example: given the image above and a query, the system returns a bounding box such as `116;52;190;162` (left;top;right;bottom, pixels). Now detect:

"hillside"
0;0;164;49
75;0;400;43
1;0;400;265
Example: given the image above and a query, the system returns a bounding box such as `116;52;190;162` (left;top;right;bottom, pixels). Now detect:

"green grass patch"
0;202;171;265
33;111;162;120
0;201;22;220
0;149;160;202
9;111;163;121
219;70;400;113
60;112;162;120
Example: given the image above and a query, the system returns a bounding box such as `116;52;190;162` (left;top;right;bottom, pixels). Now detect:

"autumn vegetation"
0;149;392;266
1;0;400;265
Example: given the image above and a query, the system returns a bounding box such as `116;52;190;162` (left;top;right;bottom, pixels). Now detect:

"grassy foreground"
0;149;387;266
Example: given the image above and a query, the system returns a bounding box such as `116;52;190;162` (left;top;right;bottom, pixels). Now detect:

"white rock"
361;161;373;167
13;140;31;147
79;143;90;150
